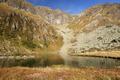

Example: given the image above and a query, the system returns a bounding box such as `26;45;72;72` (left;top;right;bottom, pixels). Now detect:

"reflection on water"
0;54;64;67
65;56;120;68
0;55;120;68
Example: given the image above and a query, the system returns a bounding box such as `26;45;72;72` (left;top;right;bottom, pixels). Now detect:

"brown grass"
0;3;13;15
70;51;120;58
0;67;119;80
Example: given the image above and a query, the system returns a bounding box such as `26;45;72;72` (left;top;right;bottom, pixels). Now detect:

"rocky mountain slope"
0;0;74;25
35;6;74;25
0;3;62;56
0;0;35;13
69;3;120;32
67;3;120;57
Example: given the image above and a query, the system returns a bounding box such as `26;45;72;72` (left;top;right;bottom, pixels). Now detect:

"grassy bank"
0;67;119;80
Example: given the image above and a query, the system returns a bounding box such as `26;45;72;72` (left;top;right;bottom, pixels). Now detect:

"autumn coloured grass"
70;51;120;58
0;67;119;80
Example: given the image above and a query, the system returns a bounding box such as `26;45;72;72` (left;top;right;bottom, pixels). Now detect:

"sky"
27;0;120;14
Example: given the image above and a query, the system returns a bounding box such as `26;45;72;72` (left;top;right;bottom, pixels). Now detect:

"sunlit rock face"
35;6;74;25
69;25;120;54
67;3;120;55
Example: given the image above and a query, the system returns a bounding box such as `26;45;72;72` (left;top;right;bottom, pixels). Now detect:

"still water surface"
65;56;120;68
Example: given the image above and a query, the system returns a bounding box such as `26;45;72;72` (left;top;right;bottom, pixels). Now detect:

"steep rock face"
35;6;74;25
68;4;120;55
0;3;62;55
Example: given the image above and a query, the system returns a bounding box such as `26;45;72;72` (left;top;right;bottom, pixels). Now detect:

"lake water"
0;55;120;68
65;56;120;68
